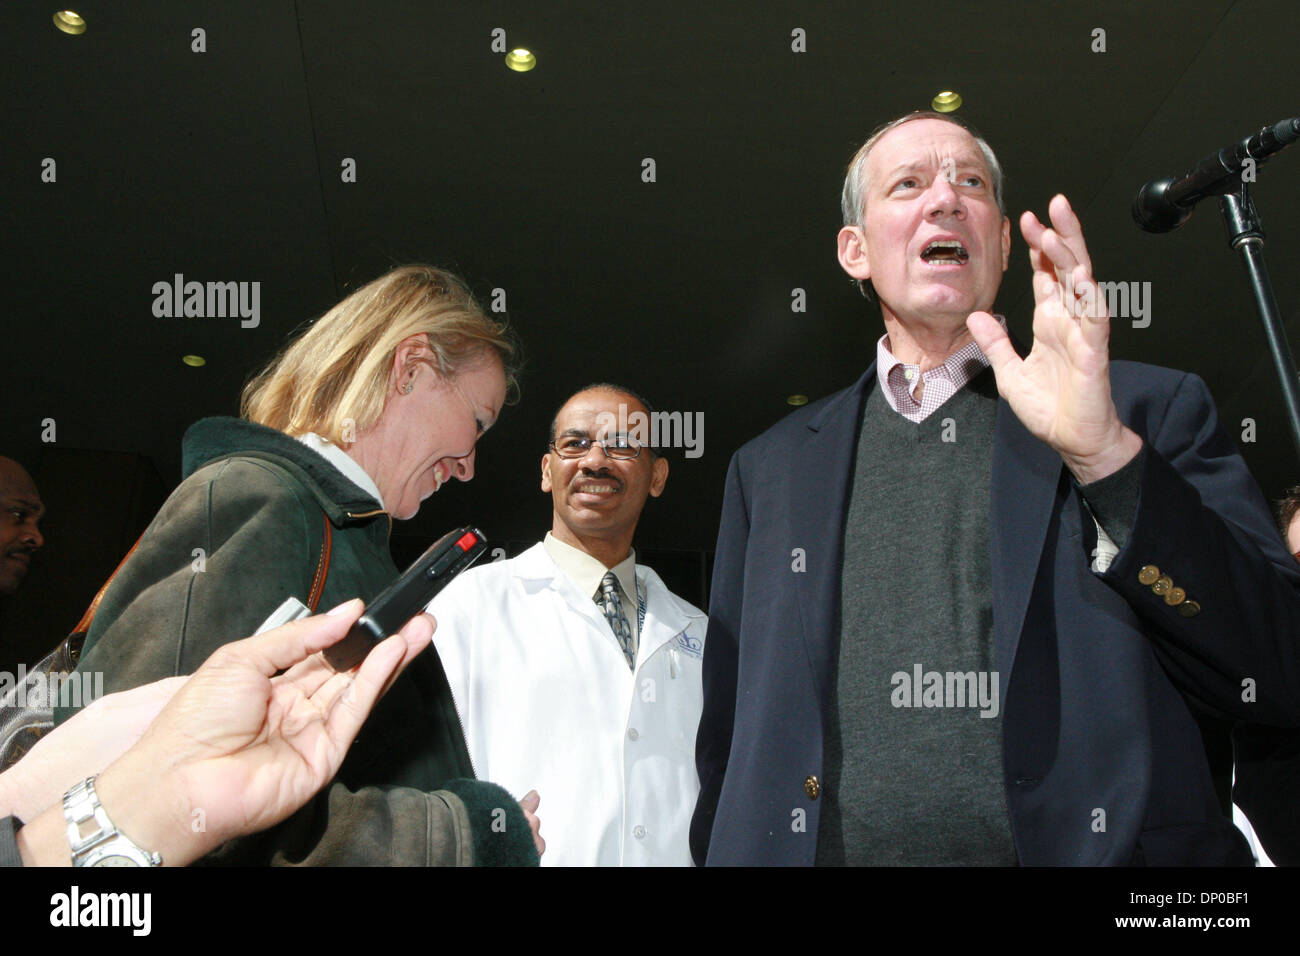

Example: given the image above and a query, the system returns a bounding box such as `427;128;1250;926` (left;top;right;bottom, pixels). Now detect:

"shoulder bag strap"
62;532;147;668
306;512;333;611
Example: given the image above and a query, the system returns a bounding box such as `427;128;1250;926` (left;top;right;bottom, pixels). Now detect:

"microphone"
1132;117;1300;233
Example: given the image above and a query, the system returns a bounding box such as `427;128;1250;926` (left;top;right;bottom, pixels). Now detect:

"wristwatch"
62;776;163;867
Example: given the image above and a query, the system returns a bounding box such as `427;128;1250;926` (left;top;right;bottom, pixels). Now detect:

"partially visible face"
387;353;507;520
0;459;45;595
843;118;1011;324
541;389;668;548
1287;512;1300;557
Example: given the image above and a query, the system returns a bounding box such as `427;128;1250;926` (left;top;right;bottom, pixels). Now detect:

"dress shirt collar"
543;532;638;606
874;314;1007;421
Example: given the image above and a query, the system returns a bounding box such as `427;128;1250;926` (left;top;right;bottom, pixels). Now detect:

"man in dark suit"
691;111;1300;865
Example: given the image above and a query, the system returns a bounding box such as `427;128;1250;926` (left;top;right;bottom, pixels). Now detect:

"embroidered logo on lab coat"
674;634;703;659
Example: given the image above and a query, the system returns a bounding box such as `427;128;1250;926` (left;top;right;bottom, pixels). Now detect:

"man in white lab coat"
428;384;707;866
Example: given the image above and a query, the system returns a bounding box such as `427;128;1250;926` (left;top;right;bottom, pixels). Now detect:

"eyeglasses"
549;435;643;460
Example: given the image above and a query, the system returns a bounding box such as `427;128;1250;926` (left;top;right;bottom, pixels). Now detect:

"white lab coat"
428;543;707;866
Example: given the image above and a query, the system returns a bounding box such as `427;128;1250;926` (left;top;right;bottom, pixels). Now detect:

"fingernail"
326;598;361;616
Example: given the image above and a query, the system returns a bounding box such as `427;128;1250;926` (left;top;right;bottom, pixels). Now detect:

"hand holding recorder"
325;526;488;671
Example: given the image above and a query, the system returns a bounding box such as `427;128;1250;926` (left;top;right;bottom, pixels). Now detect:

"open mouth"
429;463;450;494
573;480;621;496
920;239;969;264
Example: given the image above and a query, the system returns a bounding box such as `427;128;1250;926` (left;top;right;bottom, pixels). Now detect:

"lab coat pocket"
651;641;704;756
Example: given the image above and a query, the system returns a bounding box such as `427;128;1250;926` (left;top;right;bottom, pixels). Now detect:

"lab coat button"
633;825;646;839
1138;565;1160;585
627;728;639;741
804;775;821;799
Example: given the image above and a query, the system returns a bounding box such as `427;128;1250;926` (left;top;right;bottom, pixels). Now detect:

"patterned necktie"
597;571;636;669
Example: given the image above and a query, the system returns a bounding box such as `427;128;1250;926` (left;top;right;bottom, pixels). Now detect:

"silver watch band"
62;776;162;867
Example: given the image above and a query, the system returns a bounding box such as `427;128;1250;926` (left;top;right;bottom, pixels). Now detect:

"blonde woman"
57;265;541;866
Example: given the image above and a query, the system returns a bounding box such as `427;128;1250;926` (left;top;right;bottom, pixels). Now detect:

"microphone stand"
1218;184;1300;460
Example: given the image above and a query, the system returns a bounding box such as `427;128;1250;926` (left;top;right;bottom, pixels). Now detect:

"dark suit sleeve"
1099;371;1300;725
0;817;23;867
691;451;749;865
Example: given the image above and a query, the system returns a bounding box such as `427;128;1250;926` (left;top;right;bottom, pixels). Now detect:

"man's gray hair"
840;110;1006;228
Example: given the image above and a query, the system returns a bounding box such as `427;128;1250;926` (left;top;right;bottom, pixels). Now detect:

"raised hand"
967;194;1143;483
91;599;433;865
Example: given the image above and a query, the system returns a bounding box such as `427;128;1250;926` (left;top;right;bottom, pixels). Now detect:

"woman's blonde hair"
241;264;519;444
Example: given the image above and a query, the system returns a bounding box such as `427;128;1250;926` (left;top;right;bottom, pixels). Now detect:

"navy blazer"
692;360;1300;865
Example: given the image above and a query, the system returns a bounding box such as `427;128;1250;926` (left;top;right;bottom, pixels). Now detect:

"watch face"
92;854;142;867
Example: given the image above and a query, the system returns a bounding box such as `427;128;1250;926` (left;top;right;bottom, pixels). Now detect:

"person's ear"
1000;216;1012;272
837;225;868;280
837;224;872;281
541;451;553;493
648;455;669;498
391;334;431;395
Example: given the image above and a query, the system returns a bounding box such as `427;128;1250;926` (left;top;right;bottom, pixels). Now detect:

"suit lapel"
989;398;1064;695
792;366;876;709
788;347;1063;708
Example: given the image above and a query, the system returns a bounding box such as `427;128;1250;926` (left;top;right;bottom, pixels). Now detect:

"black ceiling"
4;0;1299;554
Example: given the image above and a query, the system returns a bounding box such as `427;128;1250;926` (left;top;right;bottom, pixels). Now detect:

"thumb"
967;312;1019;379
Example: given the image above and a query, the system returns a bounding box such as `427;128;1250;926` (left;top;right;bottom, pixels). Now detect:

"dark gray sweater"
817;370;1018;865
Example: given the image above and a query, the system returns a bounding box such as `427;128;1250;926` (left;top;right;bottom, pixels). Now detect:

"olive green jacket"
59;417;536;866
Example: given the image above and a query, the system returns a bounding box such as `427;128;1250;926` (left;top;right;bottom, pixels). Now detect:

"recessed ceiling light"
182;354;206;367
53;11;86;35
505;48;536;72
787;394;809;407
931;90;962;113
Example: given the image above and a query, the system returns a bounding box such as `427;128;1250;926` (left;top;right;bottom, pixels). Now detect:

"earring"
402;382;414;394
